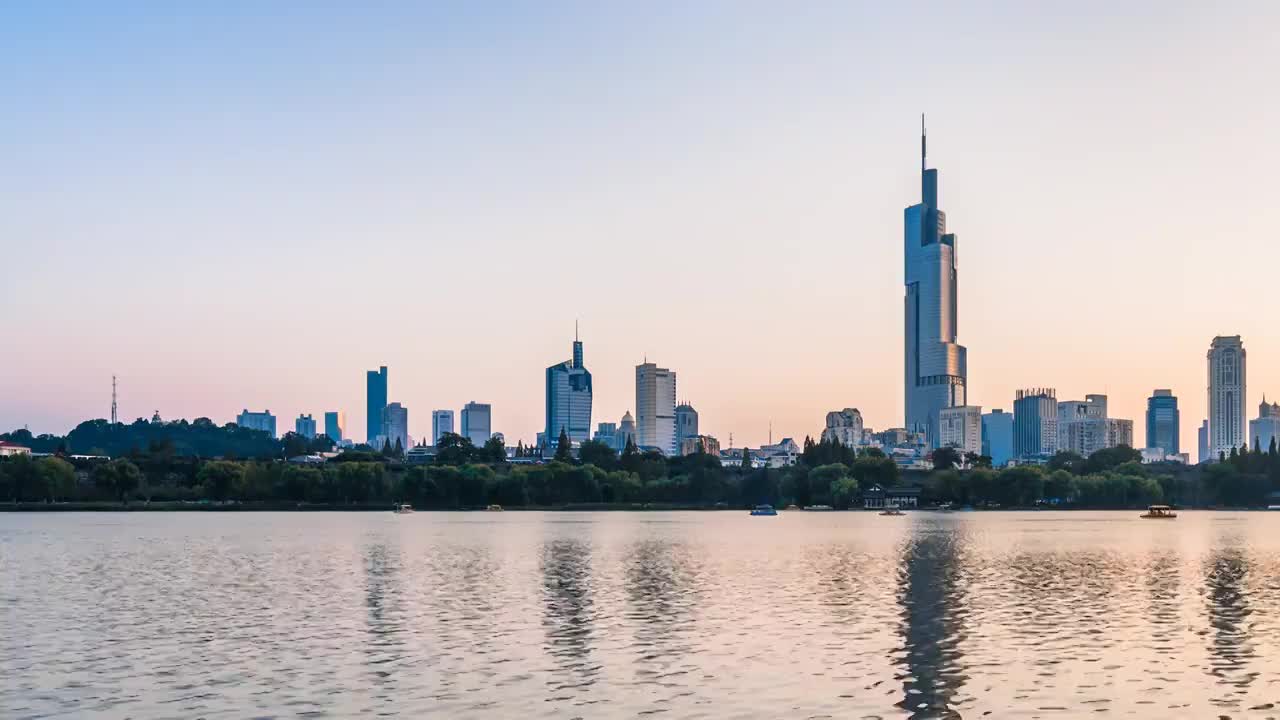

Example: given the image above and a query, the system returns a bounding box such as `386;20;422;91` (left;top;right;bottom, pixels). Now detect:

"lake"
3;510;1280;718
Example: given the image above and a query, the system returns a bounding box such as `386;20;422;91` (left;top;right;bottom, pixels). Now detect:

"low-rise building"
237;409;277;438
680;434;721;457
0;441;32;457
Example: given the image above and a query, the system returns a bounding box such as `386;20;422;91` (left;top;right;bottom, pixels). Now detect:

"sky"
2;1;1278;455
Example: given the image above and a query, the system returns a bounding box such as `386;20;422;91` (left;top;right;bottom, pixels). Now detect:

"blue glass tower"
545;329;593;448
904;118;967;447
366;366;387;444
1145;389;1180;455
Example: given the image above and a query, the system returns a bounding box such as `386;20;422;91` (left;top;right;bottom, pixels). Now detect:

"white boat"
804;505;834;511
394;503;414;514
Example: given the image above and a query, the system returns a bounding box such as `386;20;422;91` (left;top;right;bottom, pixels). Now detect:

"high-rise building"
593;422;617;449
324;411;346;443
431;410;455;445
1106;418;1134;449
545;332;593;447
616;411;637;452
981;409;1014;467
636;363;677;455
366;366;388;444
1145;390;1180;456
237;409;277;438
1250;398;1280;455
1013;389;1057;459
680;435;720;457
460;402;492;446
1058;395;1108;457
295;414;316;439
381;402;409;452
821;408;866;447
1198;420;1211;464
938;405;982;455
904;119;967;448
1208;336;1246;458
675;403;699;451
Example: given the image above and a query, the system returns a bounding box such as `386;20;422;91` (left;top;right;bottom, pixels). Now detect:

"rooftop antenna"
111;375;118;424
575;319;578;342
921;113;927;173
769;420;773;446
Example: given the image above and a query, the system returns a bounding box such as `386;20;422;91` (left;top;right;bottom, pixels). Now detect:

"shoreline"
0;502;1266;513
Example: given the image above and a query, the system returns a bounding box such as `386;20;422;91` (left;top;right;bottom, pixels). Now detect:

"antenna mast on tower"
111;375;118;424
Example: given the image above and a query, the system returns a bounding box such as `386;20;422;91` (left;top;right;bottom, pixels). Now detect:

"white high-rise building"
636;363;677;455
938;405;982;455
1208;336;1246;459
381;402;409;452
1250;398;1280;455
460;402;492;447
431;410;454;445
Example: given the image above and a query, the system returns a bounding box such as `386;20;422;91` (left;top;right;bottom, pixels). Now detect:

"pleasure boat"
394;503;414;514
750;504;778;516
1140;505;1177;519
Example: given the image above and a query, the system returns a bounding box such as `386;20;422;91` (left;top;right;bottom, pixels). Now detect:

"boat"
879;504;905;516
486;504;504;511
936;502;954;513
804;505;834;511
1140;505;1177;519
785;504;800;511
750;504;778;516
1269;505;1280;511
393;503;414;514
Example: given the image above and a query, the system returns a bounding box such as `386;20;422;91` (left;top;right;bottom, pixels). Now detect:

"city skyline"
4;4;1279;452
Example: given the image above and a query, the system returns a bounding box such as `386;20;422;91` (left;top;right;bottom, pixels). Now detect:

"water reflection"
1203;542;1256;707
540;538;598;701
895;519;969;718
625;539;700;683
362;542;406;690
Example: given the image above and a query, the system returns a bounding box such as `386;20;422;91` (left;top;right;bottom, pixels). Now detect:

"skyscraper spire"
921;113;927;174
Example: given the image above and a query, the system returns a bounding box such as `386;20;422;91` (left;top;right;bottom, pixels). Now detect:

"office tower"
1013;389;1057;459
545;331;593;446
236;409;277;438
593;422;617;448
1207;336;1246;458
431;410;455;444
460;402;492;446
295;414;316;439
636;363;678;455
1198;420;1210;464
616;411;637;452
904;119;967;448
1250;398;1280;455
675;403;699;450
1057;395;1108;456
1145;390;1180;456
366;366;388;444
981;409;1014;467
1106;418;1134;449
381;402;409;452
821;408;866;447
324;411;346;443
938;405;982;455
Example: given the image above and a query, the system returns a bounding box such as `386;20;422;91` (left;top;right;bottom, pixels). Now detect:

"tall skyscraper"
904;118;967;448
636;363;677;455
366;365;388;444
1249;398;1280;455
431;410;455;444
981;409;1014;467
1207;336;1246;458
381;402;409;452
236;409;277;438
295;414;316;439
1145;390;1180;456
545;331;593;447
460;402;492;446
1013;389;1057;459
324;411;346;443
675;403;699;451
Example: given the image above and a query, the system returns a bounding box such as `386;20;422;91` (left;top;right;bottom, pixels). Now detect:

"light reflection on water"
5;511;1280;718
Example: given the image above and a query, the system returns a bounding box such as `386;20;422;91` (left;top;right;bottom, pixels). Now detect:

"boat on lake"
394;503;414;514
879;503;905;516
487;504;504;511
804;505;834;511
1140;505;1177;519
750;504;778;516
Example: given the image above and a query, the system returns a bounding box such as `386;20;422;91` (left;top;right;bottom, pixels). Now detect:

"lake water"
4;511;1280;719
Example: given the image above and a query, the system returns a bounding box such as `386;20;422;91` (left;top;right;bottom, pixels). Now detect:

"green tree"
1086;446;1142;474
578;440;618;469
93;458;143;502
36;457;77;501
1048;451;1087;475
554;428;573;463
740;448;751;470
482;436;507;463
435;433;477;465
931;446;962;471
197;460;246;501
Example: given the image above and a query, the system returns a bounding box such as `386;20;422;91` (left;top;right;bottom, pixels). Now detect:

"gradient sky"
3;1;1278;454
